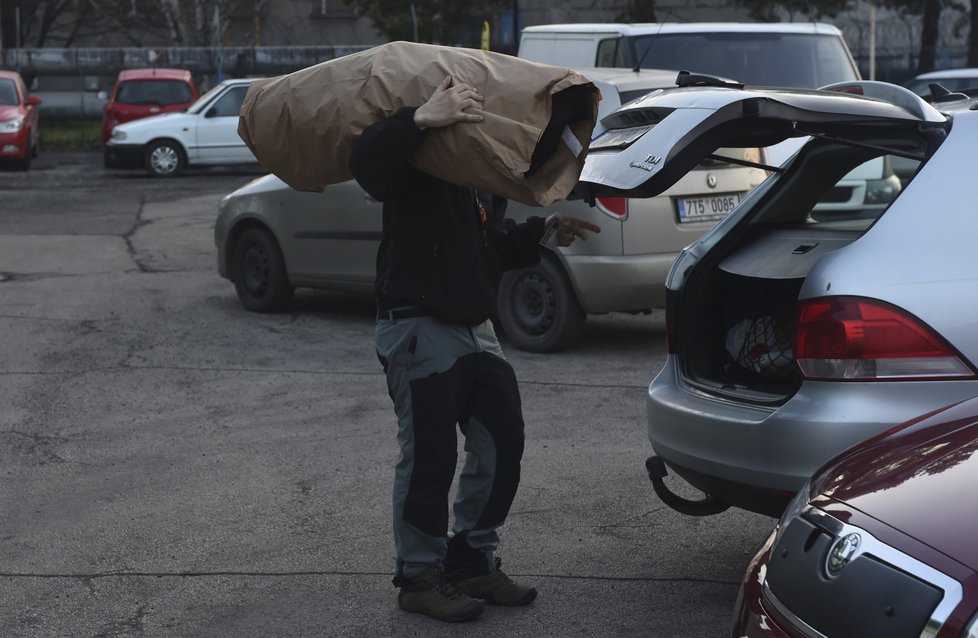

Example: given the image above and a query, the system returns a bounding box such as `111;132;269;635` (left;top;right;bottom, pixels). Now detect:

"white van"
518;23;860;89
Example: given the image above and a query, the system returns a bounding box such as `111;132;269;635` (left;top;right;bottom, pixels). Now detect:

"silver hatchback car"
215;68;765;352
577;80;978;517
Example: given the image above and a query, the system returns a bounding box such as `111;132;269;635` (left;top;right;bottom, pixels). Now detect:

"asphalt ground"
0;153;774;637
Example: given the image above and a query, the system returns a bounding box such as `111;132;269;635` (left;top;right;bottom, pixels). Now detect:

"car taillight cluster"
795;296;975;381
595;197;627;220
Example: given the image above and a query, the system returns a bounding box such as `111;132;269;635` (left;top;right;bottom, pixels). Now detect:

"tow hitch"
646;456;730;516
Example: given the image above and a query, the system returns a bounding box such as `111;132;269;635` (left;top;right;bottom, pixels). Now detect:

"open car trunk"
576;80;948;402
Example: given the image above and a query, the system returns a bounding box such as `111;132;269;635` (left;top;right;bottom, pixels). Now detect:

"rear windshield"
0;79;18;106
116;79;194;106
627;33;857;88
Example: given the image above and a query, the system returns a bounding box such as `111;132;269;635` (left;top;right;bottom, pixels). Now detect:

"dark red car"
0;69;41;170
733;397;978;637
101;68;198;143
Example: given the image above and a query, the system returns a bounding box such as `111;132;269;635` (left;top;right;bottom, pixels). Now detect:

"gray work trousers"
375;313;525;579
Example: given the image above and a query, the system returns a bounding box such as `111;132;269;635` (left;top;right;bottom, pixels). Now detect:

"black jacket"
349;107;546;325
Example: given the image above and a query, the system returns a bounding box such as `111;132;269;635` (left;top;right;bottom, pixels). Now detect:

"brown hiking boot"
395;566;484;622
451;558;538;606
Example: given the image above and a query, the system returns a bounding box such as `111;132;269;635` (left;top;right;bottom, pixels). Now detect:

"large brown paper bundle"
237;41;600;207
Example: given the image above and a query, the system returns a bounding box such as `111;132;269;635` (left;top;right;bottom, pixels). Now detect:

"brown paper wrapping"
237;41;599;207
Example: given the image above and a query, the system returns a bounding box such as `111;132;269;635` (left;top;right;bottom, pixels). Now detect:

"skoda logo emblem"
826;533;860;577
706;173;718;189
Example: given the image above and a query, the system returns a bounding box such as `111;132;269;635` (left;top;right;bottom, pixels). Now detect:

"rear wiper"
793;127;926;161
676;71;744;90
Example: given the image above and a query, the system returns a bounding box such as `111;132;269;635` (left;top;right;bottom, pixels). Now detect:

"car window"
0;79;18;106
627;33;857;88
209;85;248;117
796;152;919;227
116;79;194;106
617;88;655;104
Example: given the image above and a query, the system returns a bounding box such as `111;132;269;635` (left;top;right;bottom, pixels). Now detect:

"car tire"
231;227;295;312
144;140;184;177
497;253;586;353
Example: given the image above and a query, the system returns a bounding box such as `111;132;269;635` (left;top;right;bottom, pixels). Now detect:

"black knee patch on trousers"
402;366;463;537
466;356;525;531
401;352;525;538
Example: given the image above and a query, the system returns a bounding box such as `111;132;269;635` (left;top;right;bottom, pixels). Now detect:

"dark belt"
377;306;432;321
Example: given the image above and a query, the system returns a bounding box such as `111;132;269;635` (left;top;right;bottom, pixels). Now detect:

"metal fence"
1;44;373;77
2;44;374;119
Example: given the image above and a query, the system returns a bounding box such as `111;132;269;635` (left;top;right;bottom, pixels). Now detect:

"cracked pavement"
0;153;774;637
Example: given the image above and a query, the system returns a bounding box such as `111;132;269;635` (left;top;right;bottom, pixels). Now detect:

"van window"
596;38;624;67
626;33;857;88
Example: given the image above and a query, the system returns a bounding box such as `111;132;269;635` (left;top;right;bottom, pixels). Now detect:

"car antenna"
633;12;674;73
928;82;969;103
632;45;651;73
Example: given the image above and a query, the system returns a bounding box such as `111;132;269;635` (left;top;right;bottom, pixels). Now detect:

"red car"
0;69;41;170
101;68;198;143
733;396;978;637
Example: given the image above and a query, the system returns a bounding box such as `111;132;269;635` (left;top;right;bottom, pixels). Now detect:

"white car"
904;67;978;97
104;78;255;177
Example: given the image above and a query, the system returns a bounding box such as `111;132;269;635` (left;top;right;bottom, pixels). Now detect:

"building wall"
225;0;383;47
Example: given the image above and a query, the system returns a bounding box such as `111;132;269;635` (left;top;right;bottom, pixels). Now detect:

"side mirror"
28;95;42;107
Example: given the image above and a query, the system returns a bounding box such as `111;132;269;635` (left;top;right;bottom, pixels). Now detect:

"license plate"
676;193;741;223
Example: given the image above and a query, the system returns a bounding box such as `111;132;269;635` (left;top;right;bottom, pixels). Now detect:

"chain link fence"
838;8;972;83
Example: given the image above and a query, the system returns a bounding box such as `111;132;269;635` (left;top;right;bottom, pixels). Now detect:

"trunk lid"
578;82;947;402
575;82;944;200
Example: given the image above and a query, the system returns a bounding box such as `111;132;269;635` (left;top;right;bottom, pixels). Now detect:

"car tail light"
795;296;975;380
830;85;864;96
595;197;628;220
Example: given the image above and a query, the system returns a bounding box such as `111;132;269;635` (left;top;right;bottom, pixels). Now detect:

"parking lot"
0;153;773;637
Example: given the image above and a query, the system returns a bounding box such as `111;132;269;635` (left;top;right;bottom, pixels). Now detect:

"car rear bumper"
104;144;143;169
647;356;978;497
562;252;676;313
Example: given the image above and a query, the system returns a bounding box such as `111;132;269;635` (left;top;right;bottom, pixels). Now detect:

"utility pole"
512;0;519;55
868;4;876;80
254;0;260;47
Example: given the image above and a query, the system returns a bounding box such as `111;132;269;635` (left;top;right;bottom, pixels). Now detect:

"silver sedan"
214;68;766;352
577;79;977;517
